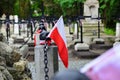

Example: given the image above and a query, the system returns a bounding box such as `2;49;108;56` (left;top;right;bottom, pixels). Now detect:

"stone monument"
84;0;99;21
9;15;14;34
113;22;120;47
0;14;6;36
14;15;19;34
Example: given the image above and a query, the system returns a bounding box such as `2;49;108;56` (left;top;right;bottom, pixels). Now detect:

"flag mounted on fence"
47;16;68;68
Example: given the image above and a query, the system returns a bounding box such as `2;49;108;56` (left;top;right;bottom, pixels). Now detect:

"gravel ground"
27;57;93;80
59;58;92;71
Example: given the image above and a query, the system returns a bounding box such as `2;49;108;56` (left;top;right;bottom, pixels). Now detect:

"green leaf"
110;0;115;6
100;4;106;9
100;0;104;3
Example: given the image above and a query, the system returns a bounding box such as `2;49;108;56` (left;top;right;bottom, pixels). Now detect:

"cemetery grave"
0;14;118;80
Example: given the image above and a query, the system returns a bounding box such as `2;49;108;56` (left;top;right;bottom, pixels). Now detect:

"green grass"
104;28;115;35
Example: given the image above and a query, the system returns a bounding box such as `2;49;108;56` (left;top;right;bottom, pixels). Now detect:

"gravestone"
84;0;99;21
113;22;120;47
9;15;14;34
20;20;26;32
14;15;19;34
74;23;78;39
0;14;6;36
83;0;104;35
116;23;120;38
1;14;6;20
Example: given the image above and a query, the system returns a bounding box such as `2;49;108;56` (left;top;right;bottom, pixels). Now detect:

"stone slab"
74;39;81;44
113;42;120;47
20;45;28;58
115;38;120;42
27;40;34;47
28;47;34;51
93;38;105;44
14;39;24;44
9;44;22;49
89;43;112;50
74;43;89;51
73;50;99;59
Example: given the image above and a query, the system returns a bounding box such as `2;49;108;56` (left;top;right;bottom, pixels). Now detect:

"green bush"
104;27;115;35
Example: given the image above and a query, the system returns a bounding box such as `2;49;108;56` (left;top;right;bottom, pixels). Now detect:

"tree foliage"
0;0;16;17
54;0;86;16
14;0;30;19
100;0;120;28
0;0;120;30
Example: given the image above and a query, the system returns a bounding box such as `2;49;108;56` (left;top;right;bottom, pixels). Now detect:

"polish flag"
48;16;68;68
81;44;120;80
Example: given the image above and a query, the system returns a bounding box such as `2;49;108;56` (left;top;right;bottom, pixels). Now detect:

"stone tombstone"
1;14;6;20
74;23;78;35
34;45;58;80
84;0;99;21
20;20;25;31
21;19;27;33
9;15;14;34
9;15;14;20
116;23;120;38
14;15;19;34
0;14;6;35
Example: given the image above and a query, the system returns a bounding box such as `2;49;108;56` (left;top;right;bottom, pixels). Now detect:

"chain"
43;43;49;80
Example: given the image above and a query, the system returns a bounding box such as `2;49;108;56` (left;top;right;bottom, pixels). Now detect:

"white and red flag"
81;45;120;80
47;16;68;68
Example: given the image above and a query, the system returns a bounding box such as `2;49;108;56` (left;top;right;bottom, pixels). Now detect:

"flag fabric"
81;44;120;80
47;16;68;68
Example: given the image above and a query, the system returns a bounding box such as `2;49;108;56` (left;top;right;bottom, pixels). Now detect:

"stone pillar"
9;15;14;34
18;20;27;37
74;23;78;34
24;23;28;36
113;22;120;47
25;24;28;31
34;45;58;80
20;20;25;32
69;23;74;34
74;23;78;39
0;14;6;36
84;4;91;21
14;15;19;34
116;23;120;37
